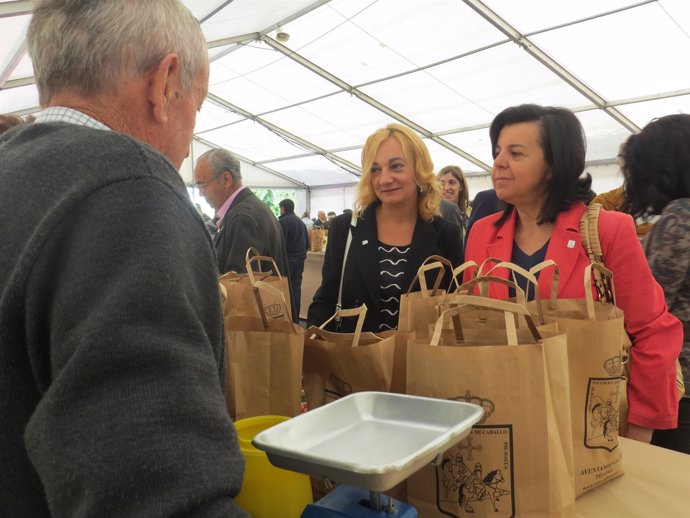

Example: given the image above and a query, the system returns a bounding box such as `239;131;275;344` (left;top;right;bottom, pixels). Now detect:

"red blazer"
465;202;682;430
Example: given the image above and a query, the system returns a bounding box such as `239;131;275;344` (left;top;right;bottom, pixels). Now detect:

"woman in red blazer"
464;104;682;443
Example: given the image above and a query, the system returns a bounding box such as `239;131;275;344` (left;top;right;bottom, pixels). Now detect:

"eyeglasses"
194;176;219;190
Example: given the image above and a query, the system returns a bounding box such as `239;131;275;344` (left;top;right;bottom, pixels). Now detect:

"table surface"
575;437;690;517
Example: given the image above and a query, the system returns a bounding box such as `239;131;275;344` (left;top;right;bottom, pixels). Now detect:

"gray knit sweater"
0;123;248;517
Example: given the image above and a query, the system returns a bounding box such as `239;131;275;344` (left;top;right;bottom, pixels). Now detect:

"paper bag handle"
317;304;367;347
406;259;447;297
483;261;544;324
527;259;560;310
421;254;453;270
449;275;526;332
452;260;479;288
454;275;527;309
477;256;504;276
245;247;284;281
584;263;615;320
306;326;384;344
218;282;227;313
219;271;241;281
430;295;541;347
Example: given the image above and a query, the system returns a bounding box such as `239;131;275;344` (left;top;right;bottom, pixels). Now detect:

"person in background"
621;113;690;454
438;165;471;242
313;210;327;228
308;123;463;333
195;202;218;236
590;142;654;237
439;165;471;219
301;210;314;229
465;188;501;245
194;148;290;277
279;199;309;323
326;211;337;229
0;0;248;516
590;185;626;211
0;114;32;133
464;104;681;443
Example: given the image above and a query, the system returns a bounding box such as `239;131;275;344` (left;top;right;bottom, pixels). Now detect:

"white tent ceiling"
2;0;689;190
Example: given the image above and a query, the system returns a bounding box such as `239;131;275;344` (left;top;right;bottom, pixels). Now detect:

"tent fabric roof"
2;0;689;188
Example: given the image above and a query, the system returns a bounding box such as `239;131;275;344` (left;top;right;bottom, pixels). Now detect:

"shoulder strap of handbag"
335;213;357;325
579;203;613;303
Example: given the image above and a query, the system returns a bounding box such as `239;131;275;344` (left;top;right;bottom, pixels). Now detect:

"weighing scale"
253;391;483;517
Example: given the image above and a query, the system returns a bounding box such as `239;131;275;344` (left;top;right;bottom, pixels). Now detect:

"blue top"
509;240;549;300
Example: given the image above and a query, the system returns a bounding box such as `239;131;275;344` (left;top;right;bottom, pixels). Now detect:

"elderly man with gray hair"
194;148;290;278
0;1;248;517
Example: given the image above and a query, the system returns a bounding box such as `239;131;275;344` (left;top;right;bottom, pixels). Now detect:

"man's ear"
218;171;232;190
148;53;180;124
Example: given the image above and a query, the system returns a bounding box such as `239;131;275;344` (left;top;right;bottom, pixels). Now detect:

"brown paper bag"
223;281;303;420
219;247;292;321
303;326;413;395
308;228;324;252
302;305;409;503
406;296;575;518
398;256;476;340
302;305;397;410
484;259;627;497
517;261;627;497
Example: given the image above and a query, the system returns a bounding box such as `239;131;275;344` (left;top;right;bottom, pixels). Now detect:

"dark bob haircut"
489;104;592;226
622;114;690;219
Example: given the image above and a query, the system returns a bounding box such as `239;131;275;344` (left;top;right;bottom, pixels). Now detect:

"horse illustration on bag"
437;447;512;516
458;463;509;513
585;377;621;450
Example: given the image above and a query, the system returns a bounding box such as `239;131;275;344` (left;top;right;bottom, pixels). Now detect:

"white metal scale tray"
252;391;483;492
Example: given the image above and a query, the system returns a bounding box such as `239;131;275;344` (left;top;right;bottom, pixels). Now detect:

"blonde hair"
355;123;441;222
438;165;470;213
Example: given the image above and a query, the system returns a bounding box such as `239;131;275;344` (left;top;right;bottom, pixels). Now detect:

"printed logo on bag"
454;390;495;423
603;353;623;377
435;426;515;517
584;377;621;451
432;391;514;517
264;303;286;320
324;374;352;403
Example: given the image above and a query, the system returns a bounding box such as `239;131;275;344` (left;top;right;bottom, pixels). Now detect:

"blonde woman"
307;123;463;332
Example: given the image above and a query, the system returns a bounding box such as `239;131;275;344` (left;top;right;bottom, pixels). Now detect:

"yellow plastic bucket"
234;415;313;518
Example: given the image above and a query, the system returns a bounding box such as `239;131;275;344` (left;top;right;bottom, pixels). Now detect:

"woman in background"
464;104;682;443
622;113;690;454
301;211;314;229
308;123;463;332
439;165;471;242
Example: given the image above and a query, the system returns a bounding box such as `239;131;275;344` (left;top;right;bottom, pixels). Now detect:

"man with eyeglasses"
194;148;290;277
